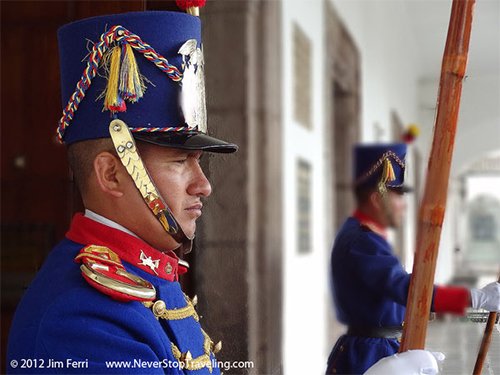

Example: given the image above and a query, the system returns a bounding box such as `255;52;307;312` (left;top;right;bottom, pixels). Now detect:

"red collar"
352;209;388;239
66;213;187;281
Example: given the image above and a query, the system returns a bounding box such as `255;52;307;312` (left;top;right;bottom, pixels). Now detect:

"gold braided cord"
143;295;199;321
170;340;213;373
146;295;219;373
171;343;182;359
355;151;406;186
156;303;198;321
201;329;212;353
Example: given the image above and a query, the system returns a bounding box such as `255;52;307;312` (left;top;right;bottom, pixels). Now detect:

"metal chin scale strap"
377;157;397;226
109;119;193;254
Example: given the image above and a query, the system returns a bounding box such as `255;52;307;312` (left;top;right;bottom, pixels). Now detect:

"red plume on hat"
176;0;206;16
402;124;420;144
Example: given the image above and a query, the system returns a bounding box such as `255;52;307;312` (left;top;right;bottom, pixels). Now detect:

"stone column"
195;2;283;374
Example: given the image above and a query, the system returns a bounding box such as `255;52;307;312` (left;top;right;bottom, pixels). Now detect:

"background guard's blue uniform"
326;143;470;374
326;216;409;374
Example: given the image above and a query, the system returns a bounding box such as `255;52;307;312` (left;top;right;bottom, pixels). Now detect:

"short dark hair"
354;184;377;205
67;138;116;196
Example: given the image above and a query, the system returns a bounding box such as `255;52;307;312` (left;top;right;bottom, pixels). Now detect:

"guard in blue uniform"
326;143;500;374
8;6;236;374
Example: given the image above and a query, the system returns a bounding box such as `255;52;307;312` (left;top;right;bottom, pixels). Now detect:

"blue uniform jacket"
327;216;410;374
7;214;220;374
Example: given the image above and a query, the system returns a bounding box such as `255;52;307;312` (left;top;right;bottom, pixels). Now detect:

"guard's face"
138;143;211;242
386;189;407;228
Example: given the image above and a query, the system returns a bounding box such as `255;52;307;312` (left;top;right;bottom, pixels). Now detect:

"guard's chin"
388;218;400;229
181;222;196;239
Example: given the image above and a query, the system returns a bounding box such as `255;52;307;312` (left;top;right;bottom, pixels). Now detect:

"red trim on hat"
433;286;470;315
353;209;388;239
67;213;185;281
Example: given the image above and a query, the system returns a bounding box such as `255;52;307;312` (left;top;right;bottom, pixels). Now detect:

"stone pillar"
195;2;283;374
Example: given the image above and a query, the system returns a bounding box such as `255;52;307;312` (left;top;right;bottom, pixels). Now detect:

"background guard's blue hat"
354;143;412;193
57;11;237;153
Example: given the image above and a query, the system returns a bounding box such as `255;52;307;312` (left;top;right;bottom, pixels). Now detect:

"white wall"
282;1;328;374
332;0;422;141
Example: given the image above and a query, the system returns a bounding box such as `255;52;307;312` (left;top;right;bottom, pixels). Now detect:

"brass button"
152;300;166;317
165;262;172;274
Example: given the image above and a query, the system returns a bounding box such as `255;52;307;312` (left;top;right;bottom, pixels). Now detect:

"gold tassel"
103;46;126;112
381;158;396;184
119;44;145;103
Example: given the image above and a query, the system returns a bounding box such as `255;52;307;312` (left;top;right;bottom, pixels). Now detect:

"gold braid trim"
202;330;211;353
144;295;222;373
170;341;213;373
171;343;182;359
142;296;199;321
355;151;405;186
169;326;222;373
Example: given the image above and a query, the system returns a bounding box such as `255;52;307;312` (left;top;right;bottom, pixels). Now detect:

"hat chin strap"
109;119;193;255
377;158;398;228
377;182;394;228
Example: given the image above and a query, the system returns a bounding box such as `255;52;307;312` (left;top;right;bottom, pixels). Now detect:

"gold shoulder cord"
109;119;184;243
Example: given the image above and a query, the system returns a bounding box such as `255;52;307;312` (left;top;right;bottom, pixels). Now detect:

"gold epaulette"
75;245;156;302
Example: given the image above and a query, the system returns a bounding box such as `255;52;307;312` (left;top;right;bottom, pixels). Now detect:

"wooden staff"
472;275;500;375
399;0;475;351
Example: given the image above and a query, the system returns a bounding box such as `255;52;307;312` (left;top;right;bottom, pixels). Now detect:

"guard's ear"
93;152;125;198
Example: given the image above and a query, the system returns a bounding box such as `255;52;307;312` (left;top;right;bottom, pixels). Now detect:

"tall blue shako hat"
353;143;412;193
57;4;237;253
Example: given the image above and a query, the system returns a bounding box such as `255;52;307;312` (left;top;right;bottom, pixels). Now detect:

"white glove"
470;282;500;311
364;350;445;375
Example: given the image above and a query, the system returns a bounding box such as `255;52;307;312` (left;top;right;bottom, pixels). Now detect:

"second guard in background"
326;143;500;374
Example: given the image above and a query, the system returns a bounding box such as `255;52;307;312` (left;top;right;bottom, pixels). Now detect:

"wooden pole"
399;0;475;351
472;275;500;375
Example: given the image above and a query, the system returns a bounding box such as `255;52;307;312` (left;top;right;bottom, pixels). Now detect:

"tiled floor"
426;317;499;375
